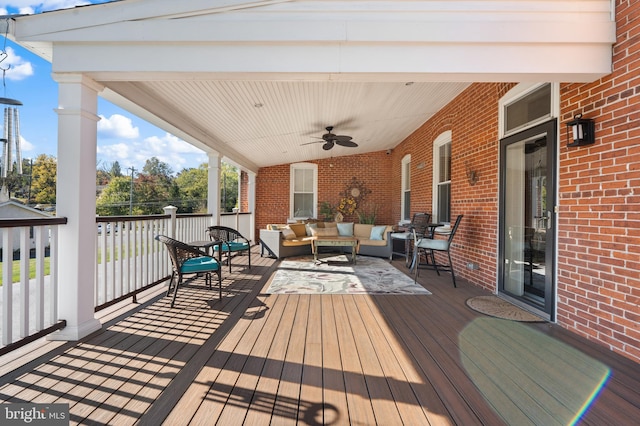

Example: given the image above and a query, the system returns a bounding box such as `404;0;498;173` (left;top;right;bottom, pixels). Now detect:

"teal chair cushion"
214;241;249;252
181;256;220;274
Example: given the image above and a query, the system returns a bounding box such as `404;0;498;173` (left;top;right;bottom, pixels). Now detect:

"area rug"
466;295;546;322
266;255;431;295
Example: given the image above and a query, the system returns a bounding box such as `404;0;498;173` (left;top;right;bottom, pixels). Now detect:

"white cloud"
1;47;34;81
145;133;204;155
19;135;34;152
98;114;140;139
97;132;206;173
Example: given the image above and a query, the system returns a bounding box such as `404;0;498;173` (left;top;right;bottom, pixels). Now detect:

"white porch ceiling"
6;0;616;172
100;79;470;170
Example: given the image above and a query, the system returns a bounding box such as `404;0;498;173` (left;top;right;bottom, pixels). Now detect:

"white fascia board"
18;19;615;44
52;42;613;83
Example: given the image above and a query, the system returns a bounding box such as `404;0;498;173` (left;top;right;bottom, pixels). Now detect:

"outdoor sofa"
260;221;394;260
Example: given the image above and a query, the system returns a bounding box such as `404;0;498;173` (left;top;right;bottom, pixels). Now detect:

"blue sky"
0;0;207;174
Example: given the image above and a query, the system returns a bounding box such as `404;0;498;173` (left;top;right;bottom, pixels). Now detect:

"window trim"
499;83;559;139
401;154;411;223
432;131;452;223
289;162;318;219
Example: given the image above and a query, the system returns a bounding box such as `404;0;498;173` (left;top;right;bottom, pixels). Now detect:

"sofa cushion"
337;222;354;236
358;238;388;247
318;221;337;229
353;223;373;239
370;225;387;240
282;227;297;240
288;223;307;237
311;227;338;237
282;236;315;246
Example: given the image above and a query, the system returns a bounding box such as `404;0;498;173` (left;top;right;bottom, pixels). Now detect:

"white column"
49;74;102;340
248;171;256;243
207;152;221;225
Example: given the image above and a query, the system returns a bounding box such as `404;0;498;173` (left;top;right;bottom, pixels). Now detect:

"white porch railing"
0;210;255;354
94;212;214;310
0;217;66;355
219;212;252;239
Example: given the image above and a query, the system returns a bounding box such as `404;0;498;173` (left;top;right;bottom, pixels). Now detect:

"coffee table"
312;236;359;264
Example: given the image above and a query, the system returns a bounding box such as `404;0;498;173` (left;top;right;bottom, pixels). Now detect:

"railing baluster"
50;226;58;323
19;227;29;338
2;228;13;345
35;226;45;330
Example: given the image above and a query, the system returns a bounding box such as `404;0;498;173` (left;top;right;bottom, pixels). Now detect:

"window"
401;155;411;221
500;83;558;138
290;163;317;219
433;131;451;223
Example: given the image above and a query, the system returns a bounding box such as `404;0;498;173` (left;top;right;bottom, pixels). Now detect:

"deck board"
1;247;639;425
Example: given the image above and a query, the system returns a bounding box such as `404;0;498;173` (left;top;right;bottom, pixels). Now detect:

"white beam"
52;42;613;83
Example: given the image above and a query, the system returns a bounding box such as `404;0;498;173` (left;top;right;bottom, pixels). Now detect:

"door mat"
466;295;546;322
266;255;431;295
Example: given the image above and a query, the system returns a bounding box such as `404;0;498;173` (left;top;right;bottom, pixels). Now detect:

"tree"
31;154;57;204
0;158;31;201
110;161;123;178
175;164;208;212
220;162;238;212
96;176;131;216
134;157;174;214
142;157;173;178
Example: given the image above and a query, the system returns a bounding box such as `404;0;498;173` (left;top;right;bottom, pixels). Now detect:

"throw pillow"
370;225;387;240
337;222;354;237
281;227;297;240
288;223;307;237
305;223;318;236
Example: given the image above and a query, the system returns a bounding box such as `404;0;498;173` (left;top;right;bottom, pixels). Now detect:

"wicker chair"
156;235;222;307
206;225;251;273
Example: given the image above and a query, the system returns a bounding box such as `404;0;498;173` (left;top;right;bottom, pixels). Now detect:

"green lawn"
0;258;51;285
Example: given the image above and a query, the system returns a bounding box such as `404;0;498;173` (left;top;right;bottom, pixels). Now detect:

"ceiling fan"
301;126;358;151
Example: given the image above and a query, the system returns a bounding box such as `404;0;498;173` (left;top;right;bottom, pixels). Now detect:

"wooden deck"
1;246;639;425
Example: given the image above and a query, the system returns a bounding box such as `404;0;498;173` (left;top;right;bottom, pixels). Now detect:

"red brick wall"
392;83;514;292
555;0;640;362
256;152;394;234
239;170;249;212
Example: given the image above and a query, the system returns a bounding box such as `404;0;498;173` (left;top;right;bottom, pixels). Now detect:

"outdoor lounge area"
1;245;638;425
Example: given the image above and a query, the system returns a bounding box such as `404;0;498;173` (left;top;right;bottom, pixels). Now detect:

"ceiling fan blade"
300;141;324;146
322;141;334;150
336;140;358;148
333;135;352;142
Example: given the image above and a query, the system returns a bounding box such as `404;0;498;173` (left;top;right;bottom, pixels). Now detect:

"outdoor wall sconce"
566;113;595;147
465;161;479;186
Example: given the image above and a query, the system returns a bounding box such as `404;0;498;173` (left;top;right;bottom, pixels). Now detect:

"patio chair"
156;235;222;307
390;212;431;266
206;225;251;273
412;214;463;287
